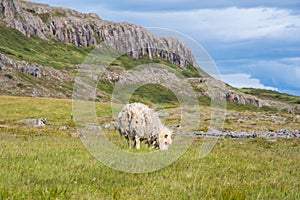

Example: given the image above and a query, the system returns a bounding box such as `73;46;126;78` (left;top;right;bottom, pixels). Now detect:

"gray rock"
0;63;6;72
85;125;101;131
70;132;79;137
19;118;47;127
226;91;261;107
59;126;69;130
158;111;170;118
102;121;118;131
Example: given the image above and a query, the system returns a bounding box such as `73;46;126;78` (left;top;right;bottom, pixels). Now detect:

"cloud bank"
220;73;278;91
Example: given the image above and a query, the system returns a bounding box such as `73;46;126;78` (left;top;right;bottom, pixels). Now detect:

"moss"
37;13;51;23
5;74;13;79
17;83;25;88
52;10;67;18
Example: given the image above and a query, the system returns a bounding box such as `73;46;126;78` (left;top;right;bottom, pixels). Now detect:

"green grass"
37;13;51;23
240;88;300;104
0;133;299;199
0;96;111;127
0;96;299;199
0;25;93;70
130;84;179;106
226;101;279;113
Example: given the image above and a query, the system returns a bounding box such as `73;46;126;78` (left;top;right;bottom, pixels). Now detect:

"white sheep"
117;102;172;150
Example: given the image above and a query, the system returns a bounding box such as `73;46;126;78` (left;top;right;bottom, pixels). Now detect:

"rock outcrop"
0;53;73;98
226;91;262;107
0;0;197;69
188;78;264;107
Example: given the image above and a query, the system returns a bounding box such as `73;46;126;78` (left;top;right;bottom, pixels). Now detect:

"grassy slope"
0;25;209;106
240;88;300;104
0;96;299;199
0;25;93;70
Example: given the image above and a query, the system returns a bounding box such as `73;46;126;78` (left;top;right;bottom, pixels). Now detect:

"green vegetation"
97;79;114;94
0;96;111;122
198;96;211;106
16;83;25;88
130;84;179;106
226;101;279;113
37;13;51;23
52;10;67;18
0;25;93;70
197;96;279;113
4;74;13;79
0;95;299;199
0;134;299;199
240;88;300;104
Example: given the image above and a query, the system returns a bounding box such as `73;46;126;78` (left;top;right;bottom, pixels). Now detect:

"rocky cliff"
0;0;196;69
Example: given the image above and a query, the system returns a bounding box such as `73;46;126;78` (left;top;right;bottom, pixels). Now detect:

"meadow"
0;96;299;199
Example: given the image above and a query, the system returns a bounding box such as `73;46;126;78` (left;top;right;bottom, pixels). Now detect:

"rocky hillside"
0;0;299;114
0;0;196;69
0;53;73;98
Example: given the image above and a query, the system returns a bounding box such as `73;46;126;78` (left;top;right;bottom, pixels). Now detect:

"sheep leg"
135;136;140;149
127;137;132;149
147;139;151;149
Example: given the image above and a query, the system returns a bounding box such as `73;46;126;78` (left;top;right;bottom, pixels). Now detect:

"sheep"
117;102;172;150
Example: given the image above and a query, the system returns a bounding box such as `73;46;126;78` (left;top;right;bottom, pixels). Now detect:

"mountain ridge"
0;0;299;114
0;0;197;69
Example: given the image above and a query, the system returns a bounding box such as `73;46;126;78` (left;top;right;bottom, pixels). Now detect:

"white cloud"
30;0;300;12
220;73;279;91
98;7;300;42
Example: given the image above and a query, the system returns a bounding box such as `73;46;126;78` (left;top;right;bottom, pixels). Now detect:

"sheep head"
158;126;172;150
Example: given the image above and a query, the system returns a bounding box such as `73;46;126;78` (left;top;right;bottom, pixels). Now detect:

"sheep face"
158;127;172;150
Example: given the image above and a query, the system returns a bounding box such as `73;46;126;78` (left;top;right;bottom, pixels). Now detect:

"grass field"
0;96;299;199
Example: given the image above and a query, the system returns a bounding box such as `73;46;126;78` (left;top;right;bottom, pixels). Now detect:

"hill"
0;1;299;199
0;0;299;114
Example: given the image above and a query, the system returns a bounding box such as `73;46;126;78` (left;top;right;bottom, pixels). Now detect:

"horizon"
29;0;300;96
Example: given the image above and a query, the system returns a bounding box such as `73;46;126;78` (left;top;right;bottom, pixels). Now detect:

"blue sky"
30;0;300;96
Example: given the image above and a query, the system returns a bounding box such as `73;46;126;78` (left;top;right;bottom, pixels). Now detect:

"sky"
30;0;300;96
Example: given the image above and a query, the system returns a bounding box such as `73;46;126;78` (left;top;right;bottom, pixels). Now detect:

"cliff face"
0;0;196;69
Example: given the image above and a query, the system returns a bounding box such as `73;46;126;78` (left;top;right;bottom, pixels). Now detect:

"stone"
19;118;47;127
102;121;118;131
85;125;101;131
19;63;43;78
70;132;79;137
268;139;277;143
158;111;170;118
59;126;69;130
0;63;6;72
